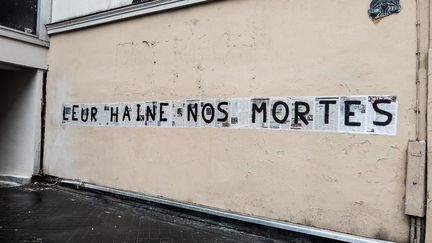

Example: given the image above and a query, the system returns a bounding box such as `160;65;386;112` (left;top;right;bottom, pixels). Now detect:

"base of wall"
0;174;32;185
38;175;390;243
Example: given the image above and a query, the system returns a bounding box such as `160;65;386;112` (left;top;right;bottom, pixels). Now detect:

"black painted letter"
63;106;69;121
81;107;89;122
372;99;393;126
72;105;79;121
344;100;361;126
272;101;289;124
319;100;337;124
122;106;131;122
187;103;198;122
136;104;142;121
201;103;215;123
110;106;119;122
294;102;310;125
217;102;229;122
159;102;169;122
146;103;156;121
91;107;97;122
252;101;267;123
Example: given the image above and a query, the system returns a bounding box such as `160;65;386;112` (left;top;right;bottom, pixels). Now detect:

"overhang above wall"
0;35;48;70
46;0;212;35
0;62;26;71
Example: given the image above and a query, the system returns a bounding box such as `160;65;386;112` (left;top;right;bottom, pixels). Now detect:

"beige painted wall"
45;0;418;241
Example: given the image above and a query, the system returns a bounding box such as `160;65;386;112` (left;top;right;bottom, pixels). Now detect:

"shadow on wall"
0;69;40;180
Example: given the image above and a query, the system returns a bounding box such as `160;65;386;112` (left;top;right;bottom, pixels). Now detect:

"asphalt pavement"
0;183;340;243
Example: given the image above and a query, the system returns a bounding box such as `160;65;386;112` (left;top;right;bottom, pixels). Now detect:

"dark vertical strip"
38;71;48;176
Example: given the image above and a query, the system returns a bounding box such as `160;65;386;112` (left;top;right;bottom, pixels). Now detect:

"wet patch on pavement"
0;183;339;243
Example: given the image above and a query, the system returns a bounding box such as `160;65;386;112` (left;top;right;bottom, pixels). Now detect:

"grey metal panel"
0;26;49;47
0;35;48;70
405;141;426;217
0;175;31;185
37;0;52;42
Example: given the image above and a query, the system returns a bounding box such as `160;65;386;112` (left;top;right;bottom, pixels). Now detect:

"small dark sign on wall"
368;0;401;23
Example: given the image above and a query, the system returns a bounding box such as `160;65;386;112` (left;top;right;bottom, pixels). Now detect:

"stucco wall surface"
45;0;417;241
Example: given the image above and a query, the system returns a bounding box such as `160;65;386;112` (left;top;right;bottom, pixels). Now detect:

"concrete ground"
0;183;340;243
